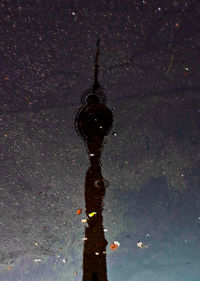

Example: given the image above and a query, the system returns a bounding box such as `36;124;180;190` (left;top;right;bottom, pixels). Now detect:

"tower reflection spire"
75;39;113;281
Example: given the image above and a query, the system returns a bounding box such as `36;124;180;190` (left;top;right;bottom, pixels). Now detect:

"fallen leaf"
76;209;82;215
89;212;97;217
110;243;119;251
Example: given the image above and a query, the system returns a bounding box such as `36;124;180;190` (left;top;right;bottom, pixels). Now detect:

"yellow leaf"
89;212;97;217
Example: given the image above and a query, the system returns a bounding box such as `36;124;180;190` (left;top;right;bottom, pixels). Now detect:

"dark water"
1;1;200;280
1;90;200;281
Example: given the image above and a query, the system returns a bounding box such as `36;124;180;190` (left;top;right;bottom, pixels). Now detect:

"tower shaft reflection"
75;38;113;281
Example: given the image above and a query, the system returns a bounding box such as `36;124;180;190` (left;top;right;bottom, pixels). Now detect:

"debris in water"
137;242;143;248
82;219;87;223
89;212;97;217
34;258;42;262
110;241;120;250
137;241;149;248
76;209;82;215
165;54;174;76
113;241;120;246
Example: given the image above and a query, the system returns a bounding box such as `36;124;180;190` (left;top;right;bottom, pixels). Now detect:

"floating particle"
103;228;108;232
76;209;82;215
62;259;66;263
110;242;119;251
82;237;88;241
95;252;99;255
81;219;87;223
175;23;180;28
89;212;97;217
112;132;117;136
34;259;42;262
137;242;143;248
113;241;120;247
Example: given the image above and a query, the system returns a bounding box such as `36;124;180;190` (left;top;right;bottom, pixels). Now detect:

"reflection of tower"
75;39;113;281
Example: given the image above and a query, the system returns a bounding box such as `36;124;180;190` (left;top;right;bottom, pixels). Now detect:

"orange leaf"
76;209;82;215
110;243;118;251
